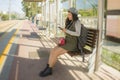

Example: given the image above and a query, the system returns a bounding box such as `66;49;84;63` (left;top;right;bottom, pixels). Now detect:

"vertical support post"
88;0;104;73
95;0;104;71
8;0;11;20
55;0;57;37
44;2;46;27
73;0;76;8
49;1;51;36
69;0;76;8
69;0;72;7
41;2;44;25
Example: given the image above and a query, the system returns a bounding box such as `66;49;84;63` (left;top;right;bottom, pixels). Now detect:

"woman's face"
67;12;73;20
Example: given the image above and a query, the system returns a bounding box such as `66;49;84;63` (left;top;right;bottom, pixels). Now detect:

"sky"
62;0;98;10
0;0;98;14
0;0;24;14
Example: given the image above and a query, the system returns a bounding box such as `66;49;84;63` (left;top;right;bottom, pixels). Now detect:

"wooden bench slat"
88;34;95;37
86;40;96;45
87;28;99;32
88;31;97;33
83;48;92;54
86;43;95;48
87;37;97;41
87;32;97;35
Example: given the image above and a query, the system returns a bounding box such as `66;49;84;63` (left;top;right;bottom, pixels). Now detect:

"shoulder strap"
66;21;73;29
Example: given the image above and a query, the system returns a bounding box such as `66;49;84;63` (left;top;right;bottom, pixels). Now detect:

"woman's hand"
62;28;66;33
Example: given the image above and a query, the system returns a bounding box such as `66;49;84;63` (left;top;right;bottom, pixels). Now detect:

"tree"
61;0;68;3
77;0;98;17
21;1;42;18
86;0;98;16
22;1;30;17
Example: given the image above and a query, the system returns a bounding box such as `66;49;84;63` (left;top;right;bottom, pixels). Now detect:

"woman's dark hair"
65;12;78;28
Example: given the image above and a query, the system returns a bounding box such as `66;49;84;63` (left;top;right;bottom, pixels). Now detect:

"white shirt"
36;14;41;20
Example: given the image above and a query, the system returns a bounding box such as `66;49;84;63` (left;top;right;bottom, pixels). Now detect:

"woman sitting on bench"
39;7;81;77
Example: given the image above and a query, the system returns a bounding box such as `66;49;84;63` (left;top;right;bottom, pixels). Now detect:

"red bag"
58;37;66;46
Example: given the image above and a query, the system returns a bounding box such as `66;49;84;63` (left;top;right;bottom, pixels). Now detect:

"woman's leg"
40;46;67;77
48;46;67;67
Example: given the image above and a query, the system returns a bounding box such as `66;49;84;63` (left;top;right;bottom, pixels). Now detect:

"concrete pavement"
0;20;120;80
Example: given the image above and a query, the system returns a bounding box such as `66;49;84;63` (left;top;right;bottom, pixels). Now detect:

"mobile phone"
58;27;63;30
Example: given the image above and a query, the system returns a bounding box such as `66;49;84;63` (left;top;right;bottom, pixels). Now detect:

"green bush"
78;9;97;17
1;14;9;20
11;14;17;19
102;48;120;71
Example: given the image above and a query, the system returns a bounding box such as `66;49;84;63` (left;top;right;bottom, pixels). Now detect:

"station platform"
0;20;120;80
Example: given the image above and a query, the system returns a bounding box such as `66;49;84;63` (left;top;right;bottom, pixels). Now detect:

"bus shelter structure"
23;0;104;73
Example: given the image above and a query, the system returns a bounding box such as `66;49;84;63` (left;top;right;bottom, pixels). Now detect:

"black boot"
39;64;52;77
40;64;49;74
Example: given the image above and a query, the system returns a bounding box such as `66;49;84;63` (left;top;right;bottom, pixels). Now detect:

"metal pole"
49;1;50;36
42;2;44;23
44;2;46;25
94;0;104;71
8;0;11;20
69;0;76;8
84;0;86;10
55;0;58;37
73;0;76;8
69;0;72;7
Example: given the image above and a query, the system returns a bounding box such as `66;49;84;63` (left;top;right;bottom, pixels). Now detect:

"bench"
51;28;99;62
68;28;99;62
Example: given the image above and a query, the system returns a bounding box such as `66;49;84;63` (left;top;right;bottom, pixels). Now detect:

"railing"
40;17;98;37
79;17;98;28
